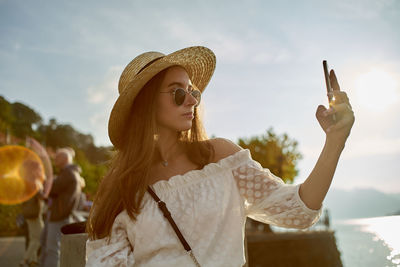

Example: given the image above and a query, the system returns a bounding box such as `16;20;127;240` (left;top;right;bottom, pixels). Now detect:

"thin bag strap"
147;186;201;267
147;186;191;251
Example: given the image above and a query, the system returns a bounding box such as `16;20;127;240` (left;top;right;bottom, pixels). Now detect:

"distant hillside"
388;193;400;202
324;188;400;219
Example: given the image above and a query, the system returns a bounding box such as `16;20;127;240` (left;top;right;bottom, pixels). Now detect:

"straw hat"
108;46;216;148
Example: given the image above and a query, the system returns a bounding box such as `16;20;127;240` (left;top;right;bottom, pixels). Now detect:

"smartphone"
322;60;336;122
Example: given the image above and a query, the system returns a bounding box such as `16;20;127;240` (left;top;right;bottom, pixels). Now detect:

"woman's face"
156;66;199;134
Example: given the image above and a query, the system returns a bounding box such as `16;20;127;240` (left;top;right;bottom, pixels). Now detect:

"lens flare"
0;145;45;205
354;68;399;112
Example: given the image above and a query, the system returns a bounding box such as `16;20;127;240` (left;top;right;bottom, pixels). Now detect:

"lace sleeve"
86;212;135;266
232;159;322;229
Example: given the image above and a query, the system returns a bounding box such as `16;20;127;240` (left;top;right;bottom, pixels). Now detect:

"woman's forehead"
162;66;192;86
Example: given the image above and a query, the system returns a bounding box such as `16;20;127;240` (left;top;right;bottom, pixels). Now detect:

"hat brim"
108;46;216;148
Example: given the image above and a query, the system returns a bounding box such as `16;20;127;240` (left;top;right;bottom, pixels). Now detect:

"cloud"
86;65;122;145
213;33;293;65
162;19;292;65
299;129;400;161
343;136;400;159
88;111;111;146
334;0;398;20
14;42;21;51
86;65;121;105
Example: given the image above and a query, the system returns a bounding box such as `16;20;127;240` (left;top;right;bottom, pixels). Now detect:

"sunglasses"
160;88;201;107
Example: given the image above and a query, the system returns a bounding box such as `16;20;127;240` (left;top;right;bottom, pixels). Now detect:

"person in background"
323;209;331;229
20;192;43;267
42;148;81;267
64;146;87;219
18;158;44;267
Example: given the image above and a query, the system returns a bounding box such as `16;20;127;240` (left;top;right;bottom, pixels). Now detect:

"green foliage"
0;95;112;236
0;96;14;133
0;95;112;196
238;127;302;183
0;204;23;236
11;102;42;139
0;95;111;163
37;118;110;165
74;149;109;198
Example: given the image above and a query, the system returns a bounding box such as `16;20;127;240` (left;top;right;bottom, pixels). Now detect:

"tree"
37;118;111;164
238;127;302;184
0;96;112;236
10;102;42;139
0;96;14;133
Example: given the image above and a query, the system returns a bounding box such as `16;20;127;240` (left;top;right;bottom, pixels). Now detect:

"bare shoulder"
208;138;242;163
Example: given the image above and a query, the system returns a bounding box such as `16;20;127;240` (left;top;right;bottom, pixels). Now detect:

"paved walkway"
0;236;25;267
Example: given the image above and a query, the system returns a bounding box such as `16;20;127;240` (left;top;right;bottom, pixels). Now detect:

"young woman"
86;46;354;266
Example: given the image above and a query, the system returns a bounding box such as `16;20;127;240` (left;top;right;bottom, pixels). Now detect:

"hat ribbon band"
137;57;164;75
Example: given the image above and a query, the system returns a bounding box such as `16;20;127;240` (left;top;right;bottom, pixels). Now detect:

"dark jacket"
22;193;42;219
49;164;81;221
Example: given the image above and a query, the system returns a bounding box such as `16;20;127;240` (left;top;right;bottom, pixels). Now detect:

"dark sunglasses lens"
174;88;186;105
192;90;201;106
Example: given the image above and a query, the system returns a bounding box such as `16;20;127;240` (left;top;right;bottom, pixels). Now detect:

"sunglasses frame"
159;87;201;107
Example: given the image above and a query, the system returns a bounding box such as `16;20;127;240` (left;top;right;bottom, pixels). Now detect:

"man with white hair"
42;148;81;267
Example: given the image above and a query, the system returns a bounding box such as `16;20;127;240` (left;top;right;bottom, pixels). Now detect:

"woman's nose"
185;92;198;106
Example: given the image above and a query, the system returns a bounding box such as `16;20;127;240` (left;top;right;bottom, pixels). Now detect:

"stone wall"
246;231;343;267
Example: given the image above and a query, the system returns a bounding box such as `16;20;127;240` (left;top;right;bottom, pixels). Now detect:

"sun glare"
354;68;399;112
358;216;400;264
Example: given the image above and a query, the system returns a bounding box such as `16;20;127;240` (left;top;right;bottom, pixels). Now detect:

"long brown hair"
87;67;214;239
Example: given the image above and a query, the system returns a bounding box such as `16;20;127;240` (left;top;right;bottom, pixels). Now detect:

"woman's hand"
316;70;355;145
300;70;355;209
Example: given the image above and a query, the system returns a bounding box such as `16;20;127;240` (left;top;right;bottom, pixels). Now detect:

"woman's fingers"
318;71;355;138
328;91;352;107
324;102;353;115
327;114;355;132
329;70;341;91
324;101;355;133
316;105;335;130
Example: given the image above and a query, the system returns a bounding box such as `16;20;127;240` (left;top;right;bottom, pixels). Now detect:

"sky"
1;0;399;193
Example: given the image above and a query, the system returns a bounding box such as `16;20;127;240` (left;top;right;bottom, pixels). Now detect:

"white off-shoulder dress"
86;149;321;267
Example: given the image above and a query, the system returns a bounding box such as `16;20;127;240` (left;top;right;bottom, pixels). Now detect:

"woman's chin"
178;123;193;132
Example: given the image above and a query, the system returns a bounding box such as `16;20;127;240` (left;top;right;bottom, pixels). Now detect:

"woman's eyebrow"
167;82;193;88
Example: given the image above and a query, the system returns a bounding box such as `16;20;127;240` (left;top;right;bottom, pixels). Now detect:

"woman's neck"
156;130;183;165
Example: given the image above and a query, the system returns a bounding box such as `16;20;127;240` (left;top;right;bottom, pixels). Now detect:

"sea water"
333;215;400;267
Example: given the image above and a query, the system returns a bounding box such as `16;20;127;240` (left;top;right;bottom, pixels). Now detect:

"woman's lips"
182;112;194;119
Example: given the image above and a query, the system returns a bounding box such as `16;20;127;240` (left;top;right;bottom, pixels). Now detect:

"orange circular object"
0;145;45;205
